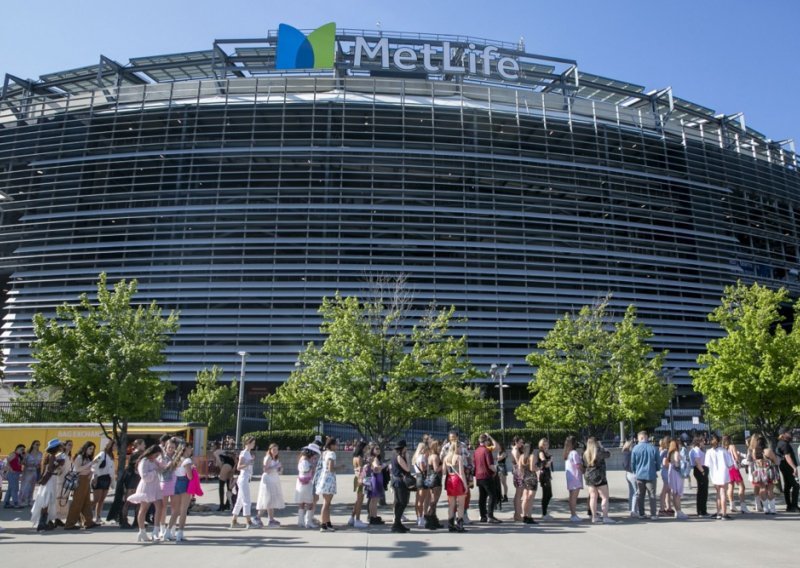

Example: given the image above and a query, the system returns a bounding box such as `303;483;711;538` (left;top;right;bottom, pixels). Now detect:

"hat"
306;443;321;455
46;438;62;452
394;440;407;450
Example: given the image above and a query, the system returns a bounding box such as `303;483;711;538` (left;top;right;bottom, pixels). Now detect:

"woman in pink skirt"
127;445;164;543
667;440;688;519
723;435;749;513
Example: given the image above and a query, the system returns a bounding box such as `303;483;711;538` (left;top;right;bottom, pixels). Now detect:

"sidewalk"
1;472;798;567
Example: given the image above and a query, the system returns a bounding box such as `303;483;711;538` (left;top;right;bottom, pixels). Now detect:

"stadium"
1;26;798;414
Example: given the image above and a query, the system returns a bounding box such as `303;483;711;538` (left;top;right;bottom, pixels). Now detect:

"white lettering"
354;37;389;68
442;41;463;73
497;56;519;80
467;43;477;75
393;46;417;71
421;43;437;72
482;45;498;76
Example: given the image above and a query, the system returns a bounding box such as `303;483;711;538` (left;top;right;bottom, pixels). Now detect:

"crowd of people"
2;427;799;539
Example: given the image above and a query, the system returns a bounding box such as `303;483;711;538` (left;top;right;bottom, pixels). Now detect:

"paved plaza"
2;472;798;566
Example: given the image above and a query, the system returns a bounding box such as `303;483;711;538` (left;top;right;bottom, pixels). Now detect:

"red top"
8;453;22;472
473;445;495;480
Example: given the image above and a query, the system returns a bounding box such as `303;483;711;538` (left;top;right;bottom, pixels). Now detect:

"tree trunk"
106;422;129;523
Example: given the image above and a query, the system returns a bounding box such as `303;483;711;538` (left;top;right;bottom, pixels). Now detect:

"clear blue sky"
1;0;797;142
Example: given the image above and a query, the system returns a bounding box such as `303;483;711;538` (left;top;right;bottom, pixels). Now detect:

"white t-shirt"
175;457;192;477
239;449;254;478
93;451;115;477
704;447;733;486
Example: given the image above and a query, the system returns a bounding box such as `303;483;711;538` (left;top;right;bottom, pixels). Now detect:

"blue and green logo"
276;22;335;70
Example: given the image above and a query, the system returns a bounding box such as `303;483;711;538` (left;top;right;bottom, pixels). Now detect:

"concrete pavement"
1;471;798;567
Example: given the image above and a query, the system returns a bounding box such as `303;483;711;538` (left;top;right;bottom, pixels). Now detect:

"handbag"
402;472;417;491
187;467;204;497
63;468;79;492
586;466;604;486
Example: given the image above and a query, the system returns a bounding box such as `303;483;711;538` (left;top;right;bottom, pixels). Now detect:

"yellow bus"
0;422;208;470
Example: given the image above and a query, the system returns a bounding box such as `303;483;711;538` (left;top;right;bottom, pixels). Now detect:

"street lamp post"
234;350;248;447
489;363;512;442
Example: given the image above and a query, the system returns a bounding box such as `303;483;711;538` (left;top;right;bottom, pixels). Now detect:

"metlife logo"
275;22;336;70
274;23;522;81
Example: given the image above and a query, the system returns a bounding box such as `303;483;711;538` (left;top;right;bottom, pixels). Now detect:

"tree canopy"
183;365;238;437
266;276;489;447
516;297;670;436
691;281;800;439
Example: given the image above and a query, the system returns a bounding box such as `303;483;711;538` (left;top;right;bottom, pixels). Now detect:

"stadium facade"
1;27;799;404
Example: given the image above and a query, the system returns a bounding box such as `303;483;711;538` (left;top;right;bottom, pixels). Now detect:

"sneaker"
268;519;281;527
326;522;337;532
353;519;369;529
542;514;554;521
570;515;582;523
629;511;639;518
417;518;425;527
602;517;616;524
347;516;354;527
650;515;659;521
319;524;328;532
675;511;688;520
401;515;409;523
488;517;503;524
462;512;471;525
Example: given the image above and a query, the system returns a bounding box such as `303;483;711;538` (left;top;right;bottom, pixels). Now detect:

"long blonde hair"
445;442;460;468
583;437;598;467
412;442;428;465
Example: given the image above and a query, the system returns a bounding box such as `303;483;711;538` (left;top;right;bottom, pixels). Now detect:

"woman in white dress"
316;437;338;532
54;440;73;526
256;443;286;527
230;436;256;529
31;439;64;531
704;433;733;520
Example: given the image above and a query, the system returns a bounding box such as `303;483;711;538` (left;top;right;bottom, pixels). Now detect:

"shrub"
244;429;320;450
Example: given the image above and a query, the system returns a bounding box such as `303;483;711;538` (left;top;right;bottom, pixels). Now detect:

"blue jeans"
4;471;20;506
625;472;638;513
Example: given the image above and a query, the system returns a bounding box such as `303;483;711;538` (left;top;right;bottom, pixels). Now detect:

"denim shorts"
174;476;189;495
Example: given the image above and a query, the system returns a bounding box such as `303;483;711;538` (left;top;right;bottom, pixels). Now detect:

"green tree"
516;297;670;436
30;272;179;520
0;386;83;423
266;275;486;448
183;366;238;437
692;281;800;440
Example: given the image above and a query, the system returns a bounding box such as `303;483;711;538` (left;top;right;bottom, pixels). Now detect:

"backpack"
679;447;691;478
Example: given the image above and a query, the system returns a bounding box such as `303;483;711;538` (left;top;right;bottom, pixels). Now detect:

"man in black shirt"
776;427;799;512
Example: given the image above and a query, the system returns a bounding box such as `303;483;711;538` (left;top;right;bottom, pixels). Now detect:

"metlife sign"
275;23;522;81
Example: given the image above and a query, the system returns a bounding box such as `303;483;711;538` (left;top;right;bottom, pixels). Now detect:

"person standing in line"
690;435;709;517
306;438;323;528
443;440;468;533
775;427;799;512
630;430;660;520
658;436;672;516
212;442;232;511
496;441;509;504
295;447;316;528
54;440;73;527
127;445;164;543
425;439;443;529
583;437;614;524
64;441;100;530
520;443;538;524
412;442;431;528
167;442;194;541
622;439;638;518
474;433;501;524
667;440;688;519
256;443;286;528
704;433;733;520
230;436;256;529
316;437;338;532
537;438;554;521
748;433;778;515
347;441;368;529
3;445;25;509
19;440;42;507
510;436;525;521
390;440;412;533
563;436;584;522
364;443;386;526
440;431;474;524
92;438;116;525
31;439;65;531
120;439;146;529
723;435;749;513
156;438;181;538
